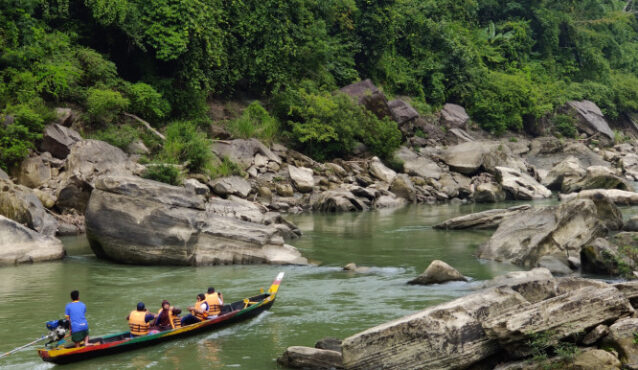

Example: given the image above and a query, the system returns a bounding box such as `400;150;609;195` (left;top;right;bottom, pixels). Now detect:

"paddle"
0;336;46;359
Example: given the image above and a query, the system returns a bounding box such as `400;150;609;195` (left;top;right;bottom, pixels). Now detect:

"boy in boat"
205;287;223;318
181;293;209;326
126;302;156;337
65;290;89;347
153;300;174;331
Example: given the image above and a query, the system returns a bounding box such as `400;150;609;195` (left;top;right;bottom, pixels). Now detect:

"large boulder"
562;100;614;143
478;198;620;268
209;176;252;198
339;79;391;119
495;167;552;200
388;99;419;125
440;103;470;129
562;166;631;193
85;175;307;266
393;147;441;179
605;318;638;369
311;189;368;212
18;155;52;188
581;238;625;275
440;141;521;176
407;260;467;285
560;189;638;205
342;270;558;370
542;156;586;191
277;346;343;370
434;205;531;230
288;165;315;193
494;348;621;370
40;124;82;159
0;215;64;265
389;174;416;202
368;157;396;183
527;139;608;172
474;182;506;203
0;179;57;236
482;286;633;358
211;139;281;170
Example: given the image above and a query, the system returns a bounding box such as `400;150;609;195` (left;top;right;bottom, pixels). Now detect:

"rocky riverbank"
279;268;638;369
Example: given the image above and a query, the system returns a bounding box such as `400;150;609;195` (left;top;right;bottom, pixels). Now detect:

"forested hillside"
2;0;638;176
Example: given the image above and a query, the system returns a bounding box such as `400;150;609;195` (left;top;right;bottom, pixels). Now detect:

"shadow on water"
1;202;546;368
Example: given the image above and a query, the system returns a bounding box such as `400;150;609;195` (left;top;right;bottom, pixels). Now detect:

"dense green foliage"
160;121;212;173
142;164;182;186
3;0;638;170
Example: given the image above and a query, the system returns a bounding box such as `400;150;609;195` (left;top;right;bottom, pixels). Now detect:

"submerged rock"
0;215;64;266
86;175;307;266
407;260;467;285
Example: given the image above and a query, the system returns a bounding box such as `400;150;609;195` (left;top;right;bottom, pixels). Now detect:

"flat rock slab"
482;286;634;358
434;205;531;230
0;215;64;266
277;346;343;369
560;189;638;205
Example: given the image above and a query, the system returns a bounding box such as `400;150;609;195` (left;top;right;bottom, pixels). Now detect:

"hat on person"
137;302;145;311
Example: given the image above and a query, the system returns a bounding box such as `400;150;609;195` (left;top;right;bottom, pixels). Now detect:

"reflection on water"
1;202;550;368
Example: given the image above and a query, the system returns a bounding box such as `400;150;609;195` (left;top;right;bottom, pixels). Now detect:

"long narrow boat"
38;272;285;365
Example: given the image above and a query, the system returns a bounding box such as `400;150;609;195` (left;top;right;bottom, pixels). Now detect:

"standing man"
65;290;89;347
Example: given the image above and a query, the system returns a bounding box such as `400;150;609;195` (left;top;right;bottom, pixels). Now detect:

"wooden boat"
38;272;285;365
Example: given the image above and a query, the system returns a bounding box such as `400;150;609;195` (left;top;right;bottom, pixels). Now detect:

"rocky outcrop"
440;103;470;129
388;99;419;125
495;166;552;200
277;346;343;370
85;175;307;266
368;157;396;183
393;146;441;179
339;79;391;119
407;260;467;285
562;165;630;193
560;189;638;205
0;179;57;236
40;124;82;159
434;205;531;230
542;156;586;191
562;100;614;142
478;197;620;269
211;139;281;170
0;215;64;265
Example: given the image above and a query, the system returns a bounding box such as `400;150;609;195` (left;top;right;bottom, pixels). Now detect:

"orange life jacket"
129;310;150;336
193;301;209;321
205;292;222;316
156;308;175;329
172;316;182;328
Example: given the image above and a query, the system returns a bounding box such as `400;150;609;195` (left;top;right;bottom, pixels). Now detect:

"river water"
0;201;567;369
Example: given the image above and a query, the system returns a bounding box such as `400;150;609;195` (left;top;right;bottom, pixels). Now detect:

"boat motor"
45;319;70;344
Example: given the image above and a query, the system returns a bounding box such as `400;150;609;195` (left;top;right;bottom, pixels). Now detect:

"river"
0;200;572;369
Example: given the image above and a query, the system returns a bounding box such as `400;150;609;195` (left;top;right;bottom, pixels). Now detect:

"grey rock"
86;175;307;266
211;139;281;170
474;182;506;203
536;255;573;275
582;324;609;345
581;238;624;275
495;348;621;370
315;337;342;352
183;178;210;197
388;99;419;125
542;156;586;191
311;189;367;212
368;157;396;183
40;124;82;159
563;100;614;142
339;79;391;119
483;268;557;304
0;168;8;181
0;179;57;236
440;103;470;129
560;189;638;205
0;215;64;266
125;140;150;155
276;183;295;197
563;165;631;193
18;155;51;188
495;166;552;200
606;317;638;369
210;176;252;198
434;205;531;230
372;195;406;209
440;141;519;176
408;260;467;285
277;346;343;370
288;165;315;193
624;215;638;232
478;198;619;268
389;174;415;202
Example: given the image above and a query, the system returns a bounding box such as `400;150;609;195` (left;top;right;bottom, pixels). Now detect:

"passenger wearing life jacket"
171;307;182;328
181;293;209;327
153;300;174;331
205;287;223;317
127;302;156;337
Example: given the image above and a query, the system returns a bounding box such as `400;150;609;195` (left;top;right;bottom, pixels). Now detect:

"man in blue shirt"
65;290;89;347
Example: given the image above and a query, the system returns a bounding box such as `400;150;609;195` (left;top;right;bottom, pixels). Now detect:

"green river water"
0;200;584;369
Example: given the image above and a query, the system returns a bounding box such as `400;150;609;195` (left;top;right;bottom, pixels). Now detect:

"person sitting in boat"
181;294;209;326
65;290;90;348
205;287;223;317
127;302;156;337
153;300;175;331
171;307;182;329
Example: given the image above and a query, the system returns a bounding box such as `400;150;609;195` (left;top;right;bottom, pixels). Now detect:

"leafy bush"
90;124;139;150
208;155;243;179
142;164;182;186
0;103;49;170
274;84;402;160
86;88;129;124
553;114;577;139
226;101;279;144
122;82;170;123
161;120;212;173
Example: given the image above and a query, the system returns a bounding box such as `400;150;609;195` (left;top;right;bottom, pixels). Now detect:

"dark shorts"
71;329;88;343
